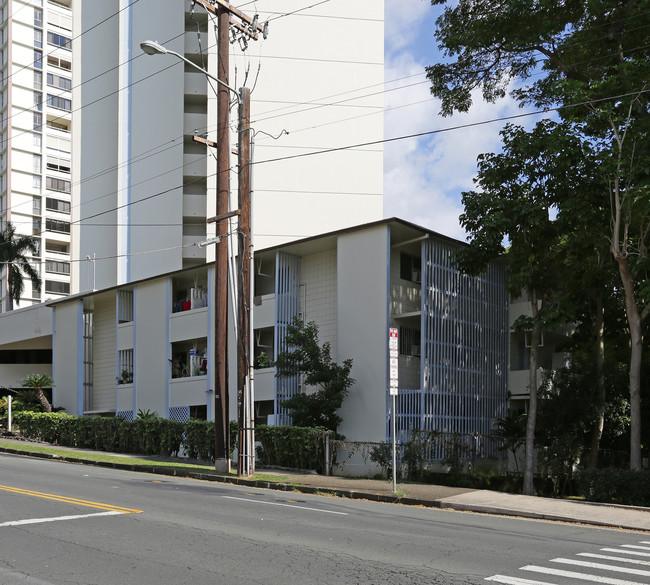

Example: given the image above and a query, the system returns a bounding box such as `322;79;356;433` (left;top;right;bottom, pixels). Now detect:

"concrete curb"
2;446;648;532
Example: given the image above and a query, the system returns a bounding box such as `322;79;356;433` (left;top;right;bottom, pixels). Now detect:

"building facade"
71;0;384;293
43;219;509;448
0;0;73;312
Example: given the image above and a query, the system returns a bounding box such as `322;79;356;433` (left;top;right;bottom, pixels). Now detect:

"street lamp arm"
140;40;238;96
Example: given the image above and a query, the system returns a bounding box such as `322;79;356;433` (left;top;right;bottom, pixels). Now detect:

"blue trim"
77;301;84;415
51;308;56;407
125;1;133;282
206;267;213;420
165;278;171;417
385;225;392;442
115;293;119;414
132;287;137;415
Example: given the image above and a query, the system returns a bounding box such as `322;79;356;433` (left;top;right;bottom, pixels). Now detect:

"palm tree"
0;222;41;309
22;374;54;413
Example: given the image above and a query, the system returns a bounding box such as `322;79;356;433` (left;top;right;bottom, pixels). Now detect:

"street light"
140;38;254;477
140;41;238;96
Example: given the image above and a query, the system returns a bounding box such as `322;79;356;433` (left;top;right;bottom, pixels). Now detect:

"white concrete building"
72;0;384;293
0;0;74;311
38;219;509;447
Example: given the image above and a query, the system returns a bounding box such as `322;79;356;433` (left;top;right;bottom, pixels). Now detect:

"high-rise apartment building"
72;0;384;292
0;0;73;312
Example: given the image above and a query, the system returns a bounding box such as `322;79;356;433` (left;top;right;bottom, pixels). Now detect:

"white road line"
485;576;557;584
601;548;650;558
551;557;650;577
579;553;650;566
222;495;348;515
622;545;650;551
0;511;123;527
522;564;646;584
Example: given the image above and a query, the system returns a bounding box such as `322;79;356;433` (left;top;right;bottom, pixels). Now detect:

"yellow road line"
0;485;142;514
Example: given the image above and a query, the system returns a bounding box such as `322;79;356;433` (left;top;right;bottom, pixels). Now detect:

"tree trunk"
35;387;52;413
587;293;606;470
523;291;540;496
614;252;643;470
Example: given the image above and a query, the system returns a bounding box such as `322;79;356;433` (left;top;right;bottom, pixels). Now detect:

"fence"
328;432;504;478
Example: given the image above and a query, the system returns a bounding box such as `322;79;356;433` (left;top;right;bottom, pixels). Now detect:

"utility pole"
237;87;252;476
191;0;264;473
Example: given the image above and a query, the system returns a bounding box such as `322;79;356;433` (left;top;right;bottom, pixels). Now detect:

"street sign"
389;328;398;396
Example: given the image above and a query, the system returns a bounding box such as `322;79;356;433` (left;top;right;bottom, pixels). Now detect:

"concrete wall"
90;294;116;412
52;300;83;414
336;225;389;442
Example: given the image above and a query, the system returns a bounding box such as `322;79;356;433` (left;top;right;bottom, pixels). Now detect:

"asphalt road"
1;452;649;585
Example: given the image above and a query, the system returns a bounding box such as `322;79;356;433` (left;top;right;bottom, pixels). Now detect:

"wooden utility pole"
237;87;252;476
191;0;264;473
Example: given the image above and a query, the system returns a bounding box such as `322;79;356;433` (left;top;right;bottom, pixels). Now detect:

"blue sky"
383;0;528;241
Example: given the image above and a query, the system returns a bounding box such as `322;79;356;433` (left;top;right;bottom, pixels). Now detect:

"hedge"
255;425;330;472
576;469;650;506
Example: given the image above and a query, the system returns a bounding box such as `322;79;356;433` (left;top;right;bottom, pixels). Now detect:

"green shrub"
577;469;650;506
256;425;330;472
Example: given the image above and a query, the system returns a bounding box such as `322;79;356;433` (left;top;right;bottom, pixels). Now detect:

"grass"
0;440;288;483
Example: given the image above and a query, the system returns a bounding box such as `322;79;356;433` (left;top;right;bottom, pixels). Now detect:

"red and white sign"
389;328;398;396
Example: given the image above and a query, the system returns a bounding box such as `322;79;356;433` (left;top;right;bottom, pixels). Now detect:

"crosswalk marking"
579;553;650;566
602;548;650;558
551;557;650;577
521;564;646;584
485;576;558;585
486;540;650;585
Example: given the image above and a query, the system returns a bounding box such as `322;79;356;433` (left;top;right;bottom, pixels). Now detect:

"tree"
21;374;54;413
0;222;41;309
428;0;650;470
274;318;354;434
456;119;591;494
493;411;527;473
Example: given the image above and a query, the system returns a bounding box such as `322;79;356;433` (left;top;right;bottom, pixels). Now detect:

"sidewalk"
1;437;648;532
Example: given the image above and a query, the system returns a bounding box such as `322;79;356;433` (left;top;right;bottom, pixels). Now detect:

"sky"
383;0;526;241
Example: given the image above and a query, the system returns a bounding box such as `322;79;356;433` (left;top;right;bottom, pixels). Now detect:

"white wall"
90;294;116;412
336;225;389;442
52;300;82;413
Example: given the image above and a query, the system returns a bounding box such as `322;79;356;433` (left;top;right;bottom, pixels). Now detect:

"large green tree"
428;0;650;470
457;120;592;494
0;222;41;308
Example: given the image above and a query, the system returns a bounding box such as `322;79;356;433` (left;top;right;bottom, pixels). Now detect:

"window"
33;132;42;149
34;70;42;90
47;120;69;132
400;253;422;283
33;112;42;132
46;260;70;274
34;29;43;48
34;8;43;27
33;91;42;111
117;349;133;384
46;94;71;112
45;280;70;294
46;176;70;193
33;196;41;215
32;218;41;236
34;49;42;69
47;32;71;50
47;73;71;91
47;56;71;71
399;327;421;357
33;154;41;173
118;290;134;323
33;175;42;191
45;241;68;254
45;218;70;233
45;197;70;213
46;156;70;173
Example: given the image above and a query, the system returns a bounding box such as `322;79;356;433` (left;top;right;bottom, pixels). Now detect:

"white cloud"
383;4;528;241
